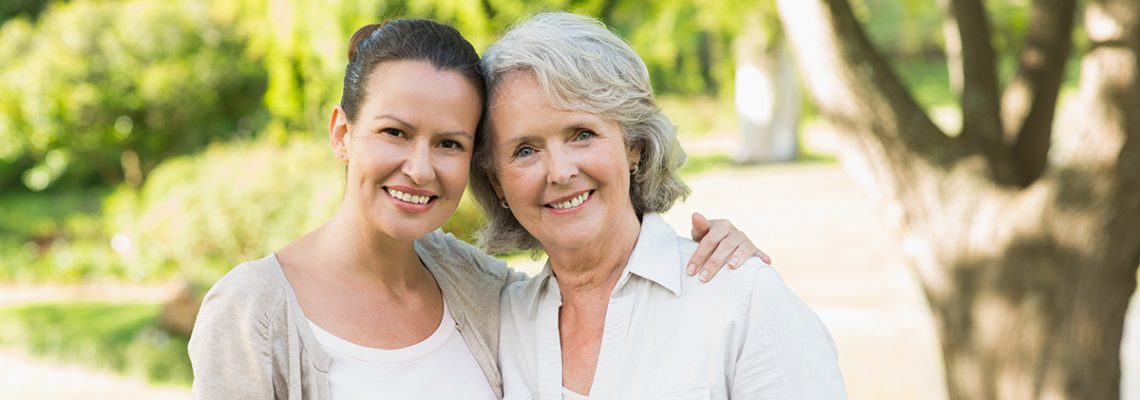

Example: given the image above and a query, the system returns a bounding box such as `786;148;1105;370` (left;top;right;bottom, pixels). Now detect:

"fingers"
696;234;746;282
690;212;710;241
756;248;772;265
687;217;730;277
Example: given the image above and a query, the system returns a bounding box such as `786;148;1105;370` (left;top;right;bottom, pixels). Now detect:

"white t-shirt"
308;301;496;400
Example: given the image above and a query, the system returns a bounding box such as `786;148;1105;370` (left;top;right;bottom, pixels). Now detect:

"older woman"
472;12;846;399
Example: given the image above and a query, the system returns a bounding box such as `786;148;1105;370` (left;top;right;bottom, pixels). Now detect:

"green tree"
0;0;54;23
0;0;265;191
779;0;1139;398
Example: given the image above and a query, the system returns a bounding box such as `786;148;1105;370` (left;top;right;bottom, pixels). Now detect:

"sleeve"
730;267;847;399
188;271;277;399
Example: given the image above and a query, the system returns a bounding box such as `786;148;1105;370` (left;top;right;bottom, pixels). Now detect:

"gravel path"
0;348;190;400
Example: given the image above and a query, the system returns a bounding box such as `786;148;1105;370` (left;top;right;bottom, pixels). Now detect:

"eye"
381;128;405;138
513;147;535;158
440;139;464;150
573;130;596;141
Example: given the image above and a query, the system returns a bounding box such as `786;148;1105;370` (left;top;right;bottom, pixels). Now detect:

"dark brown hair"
340;19;485;121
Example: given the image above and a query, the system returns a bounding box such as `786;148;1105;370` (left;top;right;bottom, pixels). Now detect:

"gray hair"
470;11;690;254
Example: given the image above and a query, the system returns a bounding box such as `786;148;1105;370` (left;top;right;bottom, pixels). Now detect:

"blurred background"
1;0;1136;398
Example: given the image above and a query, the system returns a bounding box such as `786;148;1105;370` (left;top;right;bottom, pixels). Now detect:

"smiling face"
332;60;482;241
486;71;641;251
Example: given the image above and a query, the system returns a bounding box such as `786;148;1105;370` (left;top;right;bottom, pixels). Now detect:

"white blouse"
498;213;847;399
308;300;497;400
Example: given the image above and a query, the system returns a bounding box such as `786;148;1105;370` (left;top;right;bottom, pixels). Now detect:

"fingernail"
729;258;739;268
700;270;710;282
687;264;696;275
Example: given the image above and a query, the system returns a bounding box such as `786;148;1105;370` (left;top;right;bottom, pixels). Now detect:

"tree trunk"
777;0;1140;398
735;43;800;163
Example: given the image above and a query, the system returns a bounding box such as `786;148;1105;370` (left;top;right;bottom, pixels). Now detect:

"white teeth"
386;188;431;205
550;192;589;209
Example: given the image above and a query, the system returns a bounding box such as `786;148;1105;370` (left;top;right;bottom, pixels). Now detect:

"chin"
378;214;448;241
542;228;602;250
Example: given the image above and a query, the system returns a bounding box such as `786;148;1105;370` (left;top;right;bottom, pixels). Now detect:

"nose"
545;145;578;186
402;140;436;185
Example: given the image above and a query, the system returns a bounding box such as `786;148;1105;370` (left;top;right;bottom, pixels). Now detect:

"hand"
688;212;771;282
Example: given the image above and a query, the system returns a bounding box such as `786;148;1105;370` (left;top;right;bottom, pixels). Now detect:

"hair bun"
347;23;385;61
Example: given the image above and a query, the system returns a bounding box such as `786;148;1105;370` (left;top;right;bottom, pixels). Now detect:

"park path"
3;158;1140;399
0;283;190;400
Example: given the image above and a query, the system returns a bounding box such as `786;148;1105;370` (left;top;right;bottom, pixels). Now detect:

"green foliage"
0;0;54;23
0;302;192;386
0;189;132;283
111;138;341;282
0;0;266;191
660;95;739;138
206;0;389;133
112;137;486;282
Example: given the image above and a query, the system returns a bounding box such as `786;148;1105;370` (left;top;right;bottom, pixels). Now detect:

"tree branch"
776;0;997;248
776;0;995;191
938;0;1003;145
934;0;1023;186
1002;0;1077;185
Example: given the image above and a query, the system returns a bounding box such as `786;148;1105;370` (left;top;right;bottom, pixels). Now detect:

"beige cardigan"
187;230;525;399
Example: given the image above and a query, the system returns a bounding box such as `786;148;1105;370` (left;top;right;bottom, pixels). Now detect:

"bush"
113;138;486;282
0;188;132;283
0;0;266;191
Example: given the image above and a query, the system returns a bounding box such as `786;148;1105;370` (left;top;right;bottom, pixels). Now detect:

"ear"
329;106;351;163
488;172;505;200
627;141;643;169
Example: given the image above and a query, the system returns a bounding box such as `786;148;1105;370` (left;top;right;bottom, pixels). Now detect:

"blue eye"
574;130;596;141
514;147;535;158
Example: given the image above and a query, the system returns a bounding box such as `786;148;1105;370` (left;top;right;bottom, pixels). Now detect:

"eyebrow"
499;134;531;148
375;114;473;139
374;114;416;131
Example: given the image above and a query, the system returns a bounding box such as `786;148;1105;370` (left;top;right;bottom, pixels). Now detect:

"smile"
385;187;435;205
546;191;592;209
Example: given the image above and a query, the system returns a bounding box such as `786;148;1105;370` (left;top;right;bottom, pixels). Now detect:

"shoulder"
197;255;291;326
499;271;547;320
674;237;800;310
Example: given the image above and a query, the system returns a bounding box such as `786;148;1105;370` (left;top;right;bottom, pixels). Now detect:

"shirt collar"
534;212;684;307
623;213;684;297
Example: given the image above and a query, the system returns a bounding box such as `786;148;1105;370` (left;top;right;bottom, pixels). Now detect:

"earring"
630;163;639;175
500;199;510;209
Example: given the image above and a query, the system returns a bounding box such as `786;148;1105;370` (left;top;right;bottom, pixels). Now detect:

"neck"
314;205;427;291
546;212;642;301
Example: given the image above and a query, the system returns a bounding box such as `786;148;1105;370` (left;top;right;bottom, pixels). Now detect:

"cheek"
498;165;540;200
441;157;471;189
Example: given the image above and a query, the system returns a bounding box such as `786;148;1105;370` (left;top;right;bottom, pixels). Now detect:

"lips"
545;190;592;209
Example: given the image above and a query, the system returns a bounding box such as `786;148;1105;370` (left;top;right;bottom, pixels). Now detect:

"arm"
731;267;847;399
435;230;531;287
688;212;771;281
188;277;276;399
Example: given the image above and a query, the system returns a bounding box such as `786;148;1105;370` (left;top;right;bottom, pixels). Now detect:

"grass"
0;302;192;386
0;188;107;239
660;95;738;139
0;188;131;283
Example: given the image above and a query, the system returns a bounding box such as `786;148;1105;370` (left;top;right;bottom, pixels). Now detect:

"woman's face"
334;60;481;241
487;71;640;251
